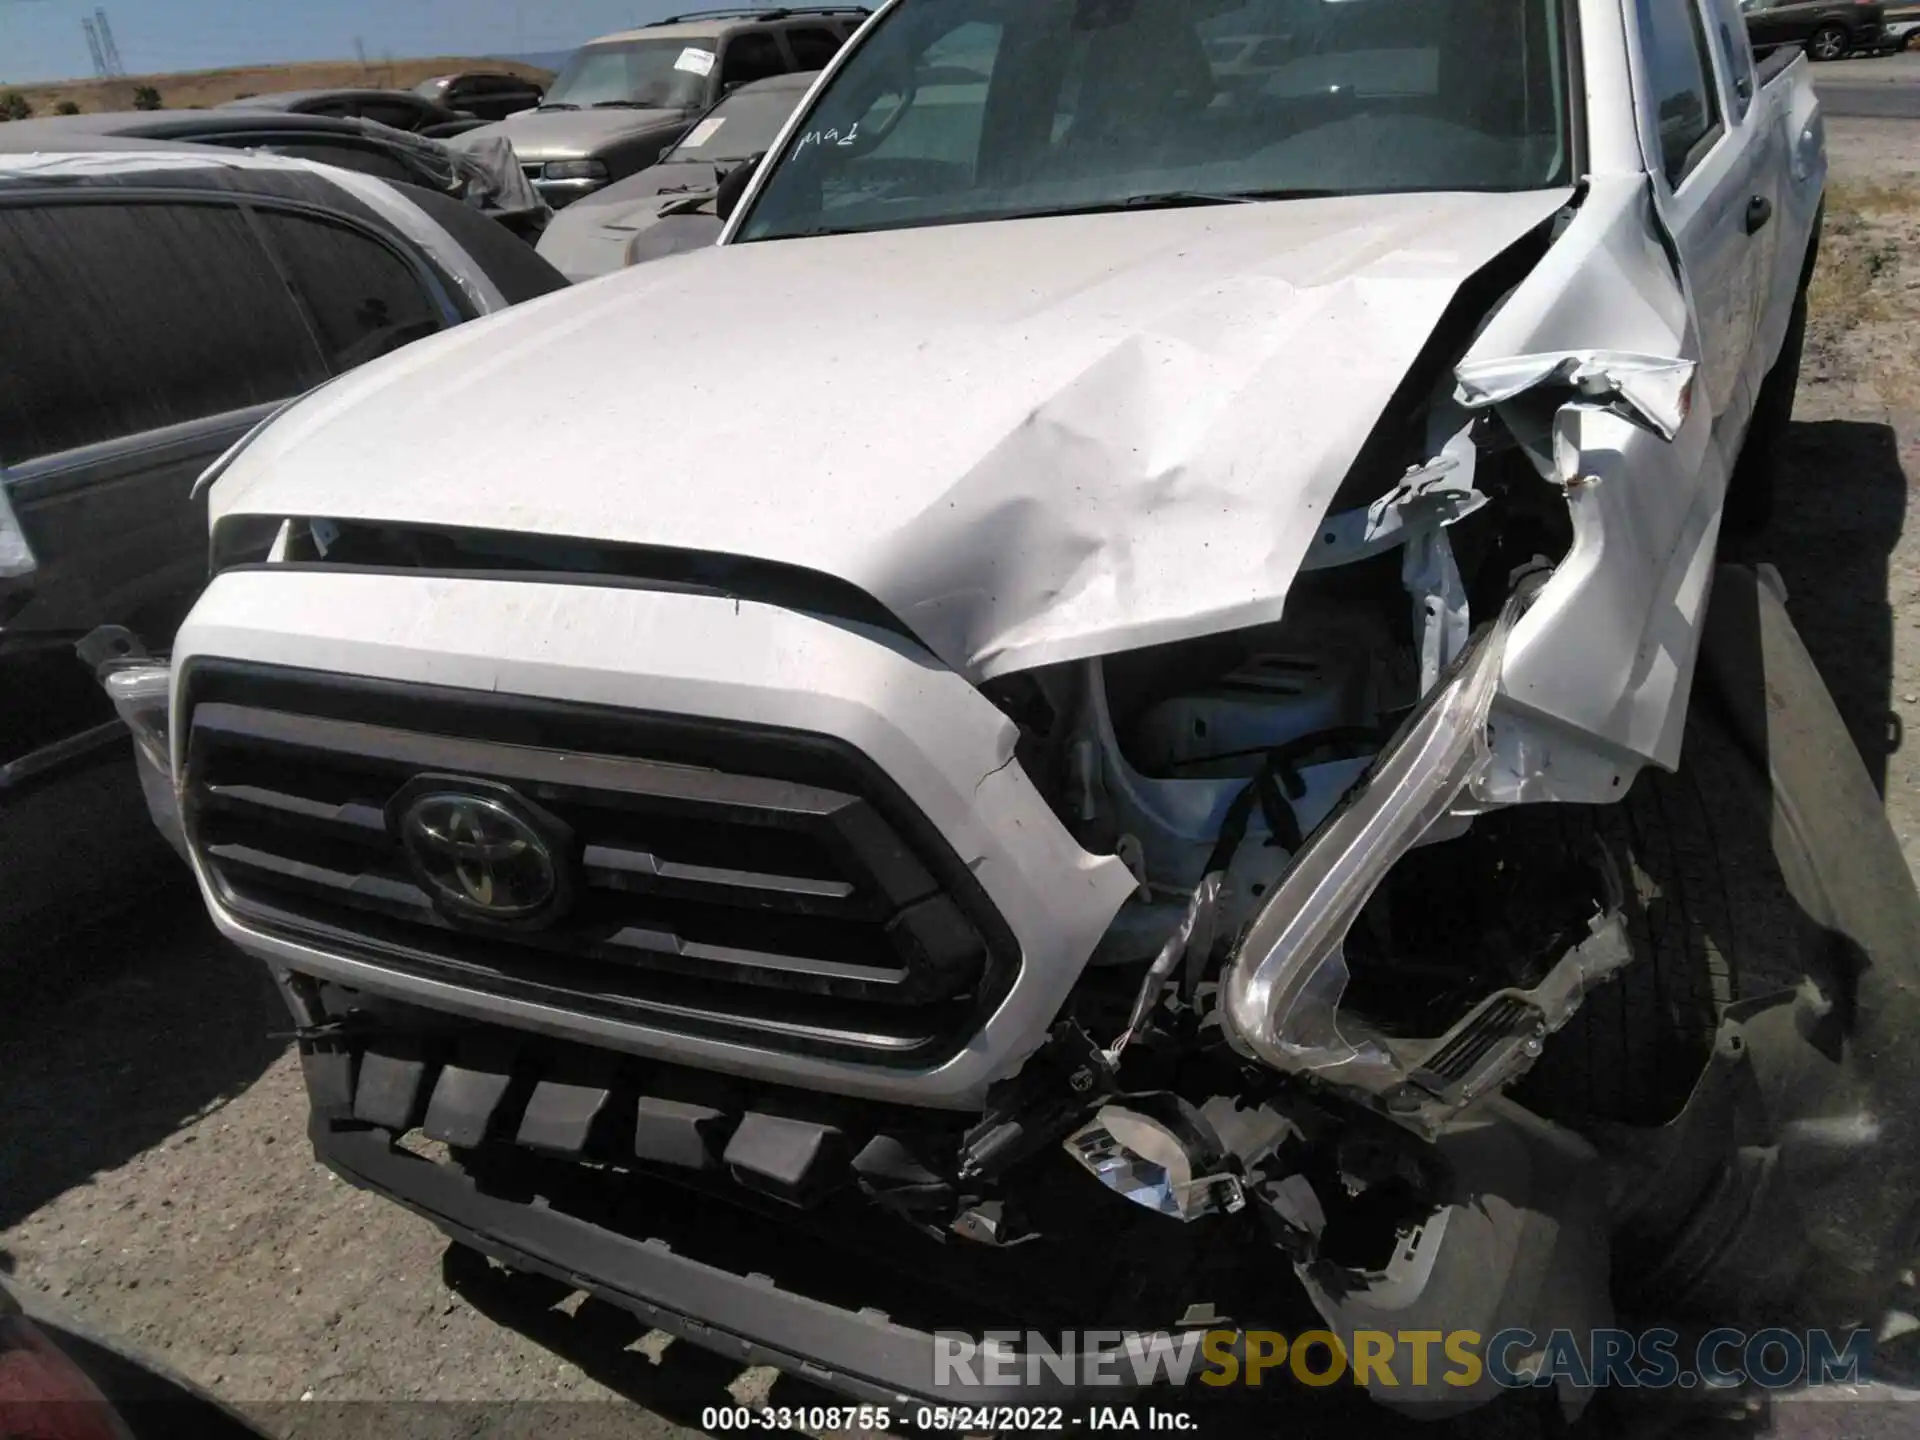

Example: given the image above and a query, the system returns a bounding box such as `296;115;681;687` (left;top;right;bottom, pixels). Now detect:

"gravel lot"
3;120;1918;1440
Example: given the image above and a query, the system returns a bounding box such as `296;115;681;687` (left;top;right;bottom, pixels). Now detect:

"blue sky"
0;0;718;83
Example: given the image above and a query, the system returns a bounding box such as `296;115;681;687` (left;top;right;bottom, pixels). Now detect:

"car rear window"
387;183;572;306
252;211;447;371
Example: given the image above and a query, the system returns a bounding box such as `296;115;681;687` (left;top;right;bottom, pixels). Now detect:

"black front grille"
184;663;1020;1066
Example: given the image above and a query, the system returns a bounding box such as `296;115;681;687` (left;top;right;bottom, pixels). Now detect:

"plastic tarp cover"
342;119;547;218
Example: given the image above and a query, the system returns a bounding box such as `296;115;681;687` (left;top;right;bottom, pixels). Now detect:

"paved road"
1815;51;1920;119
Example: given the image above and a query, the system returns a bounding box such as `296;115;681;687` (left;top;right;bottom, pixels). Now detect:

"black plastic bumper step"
723;1112;849;1205
353;1042;432;1130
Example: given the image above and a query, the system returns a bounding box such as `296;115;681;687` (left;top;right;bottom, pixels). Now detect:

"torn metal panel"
205;187;1573;682
1504;402;1724;773
1454;350;1696;441
1456;176;1721;778
1473;703;1644;806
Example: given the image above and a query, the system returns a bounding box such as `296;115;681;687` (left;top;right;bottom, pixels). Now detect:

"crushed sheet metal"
1454;351;1697;442
204;187;1574;682
1300;426;1487;573
1453;176;1715;778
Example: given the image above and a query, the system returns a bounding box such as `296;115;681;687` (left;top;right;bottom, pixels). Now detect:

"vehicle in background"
0;111;552;241
1877;2;1920;46
458;6;866;209
535;69;819;281
1740;0;1887;58
0;147;565;716
217;87;486;139
413;69;549;121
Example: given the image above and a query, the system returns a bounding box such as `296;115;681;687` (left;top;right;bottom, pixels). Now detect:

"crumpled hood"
457;106;684;161
215;188;1571;680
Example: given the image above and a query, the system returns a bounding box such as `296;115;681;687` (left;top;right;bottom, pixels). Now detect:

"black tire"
1808;23;1850;60
1722;287;1808;536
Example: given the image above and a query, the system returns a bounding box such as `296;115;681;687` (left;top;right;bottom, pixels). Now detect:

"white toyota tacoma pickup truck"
102;0;1920;1419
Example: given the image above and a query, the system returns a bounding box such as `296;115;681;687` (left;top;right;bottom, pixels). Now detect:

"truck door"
1706;0;1788;421
1630;0;1763;466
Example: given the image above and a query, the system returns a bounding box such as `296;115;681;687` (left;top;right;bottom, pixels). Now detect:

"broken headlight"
1220;591;1523;1077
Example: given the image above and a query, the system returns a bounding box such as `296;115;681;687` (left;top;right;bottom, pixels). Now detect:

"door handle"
1745;194;1774;235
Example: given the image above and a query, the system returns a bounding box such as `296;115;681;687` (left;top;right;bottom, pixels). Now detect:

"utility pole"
93;7;123;75
81;15;108;78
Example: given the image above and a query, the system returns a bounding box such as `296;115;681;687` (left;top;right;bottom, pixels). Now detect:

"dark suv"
1741;0;1888;59
458;6;867;208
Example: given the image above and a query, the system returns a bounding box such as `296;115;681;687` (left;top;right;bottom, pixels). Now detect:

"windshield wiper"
590;100;654;109
1008;188;1342;219
534;102;579;112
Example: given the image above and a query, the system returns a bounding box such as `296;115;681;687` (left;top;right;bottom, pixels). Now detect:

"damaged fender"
1455;176;1723;795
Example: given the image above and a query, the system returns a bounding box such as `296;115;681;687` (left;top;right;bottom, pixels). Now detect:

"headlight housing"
1220;590;1525;1077
543;159;609;181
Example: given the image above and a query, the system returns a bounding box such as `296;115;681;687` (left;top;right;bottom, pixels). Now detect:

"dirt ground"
3;57;553;116
1;120;1917;1439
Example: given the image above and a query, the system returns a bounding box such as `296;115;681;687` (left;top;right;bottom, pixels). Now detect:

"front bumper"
318;1121;1122;1408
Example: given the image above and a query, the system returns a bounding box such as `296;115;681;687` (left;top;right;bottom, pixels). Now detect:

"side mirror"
714;152;763;223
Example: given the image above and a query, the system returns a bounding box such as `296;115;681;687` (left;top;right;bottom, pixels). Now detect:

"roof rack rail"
651;6;871;24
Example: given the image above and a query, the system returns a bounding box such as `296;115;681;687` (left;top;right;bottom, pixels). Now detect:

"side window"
720;32;787;89
1710;0;1756;120
1635;0;1725;187
251;211;447;372
0;201;324;465
787;27;843;70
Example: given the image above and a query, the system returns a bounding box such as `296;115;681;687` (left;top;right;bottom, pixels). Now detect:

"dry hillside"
2;57;555;116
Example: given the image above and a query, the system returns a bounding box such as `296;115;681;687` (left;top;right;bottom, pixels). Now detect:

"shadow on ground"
1724;418;1910;796
0;754;287;1231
